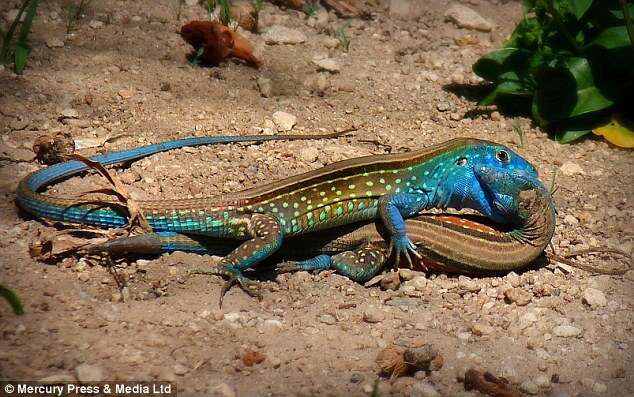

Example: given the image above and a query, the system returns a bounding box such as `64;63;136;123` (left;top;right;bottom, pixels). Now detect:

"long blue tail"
17;133;342;227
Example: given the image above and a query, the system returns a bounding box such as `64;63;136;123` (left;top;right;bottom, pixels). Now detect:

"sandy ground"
0;0;633;396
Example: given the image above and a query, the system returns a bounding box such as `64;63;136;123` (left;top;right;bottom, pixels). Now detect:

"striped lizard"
17;133;541;296
91;164;555;281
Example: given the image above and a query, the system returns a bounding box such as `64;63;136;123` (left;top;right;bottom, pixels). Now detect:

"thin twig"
105;254;125;291
562;247;632;259
547;252;630;275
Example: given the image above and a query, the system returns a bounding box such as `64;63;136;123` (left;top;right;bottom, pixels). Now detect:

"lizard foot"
189;267;262;308
387;235;422;269
276;261;302;274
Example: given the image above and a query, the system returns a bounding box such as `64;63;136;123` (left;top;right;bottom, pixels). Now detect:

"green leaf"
534;57;613;124
588;26;632;49
12;0;39;74
610;4;634;19
0;285;24;315
14;43;29;74
473;48;531;81
533;65;575;123
564;57;613;117
556;129;591;143
522;0;537;14
18;0;40;44
479;80;532;106
0;0;30;62
567;0;592;20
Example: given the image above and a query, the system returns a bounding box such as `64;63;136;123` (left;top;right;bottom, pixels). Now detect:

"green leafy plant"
65;0;93;34
303;1;320;16
203;0;234;28
254;0;264;14
0;284;24;315
336;20;351;52
217;0;232;26
0;0;41;74
473;0;634;143
204;0;217;19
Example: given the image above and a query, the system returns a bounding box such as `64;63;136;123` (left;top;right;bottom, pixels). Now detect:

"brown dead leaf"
68;153;151;233
464;368;521;397
376;346;408;380
242;350;266;366
33;132;75;165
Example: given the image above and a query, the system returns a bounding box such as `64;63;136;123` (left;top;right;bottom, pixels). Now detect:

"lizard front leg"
378;192;429;268
191;213;284;306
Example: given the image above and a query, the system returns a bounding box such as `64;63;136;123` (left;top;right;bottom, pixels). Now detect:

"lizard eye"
496;150;510;163
455;156;468;166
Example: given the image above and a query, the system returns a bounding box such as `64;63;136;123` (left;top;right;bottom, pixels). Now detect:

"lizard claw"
388;235;421;269
219;275;262;307
189;267;262;308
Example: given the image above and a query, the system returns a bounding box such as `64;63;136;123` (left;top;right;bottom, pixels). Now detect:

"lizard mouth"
474;165;550;222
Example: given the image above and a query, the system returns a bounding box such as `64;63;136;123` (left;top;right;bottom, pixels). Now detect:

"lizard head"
473;164;552;223
430;141;544;225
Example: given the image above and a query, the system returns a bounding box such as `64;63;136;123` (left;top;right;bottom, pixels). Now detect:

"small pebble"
534;374;550;388
563;214;579;226
312;57;341;73
411;381;440;397
323;37;340;49
61;108;79;119
520;380;539;395
471;323;493;336
75;364;105;382
319;314;337;325
263;25;307;45
380;272;401;291
118;89;136;99
46;38;64;48
504;288;533;306
552;325;582;338
262;319;283;332
257;77;273;98
299;147;319;163
272;111;297;132
582;287;607;308
560;162;584;176
444;4;494;32
88;20;104;29
436;102;450;112
362;306;385;323
592;381;607;394
172;363;189;375
209;382;236;397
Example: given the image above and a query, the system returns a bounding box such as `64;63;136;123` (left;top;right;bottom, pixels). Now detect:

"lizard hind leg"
278;245;388;283
331;246;388;282
190;213;284;307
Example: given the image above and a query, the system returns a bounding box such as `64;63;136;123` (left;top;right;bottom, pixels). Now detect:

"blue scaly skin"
16;134;538;299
